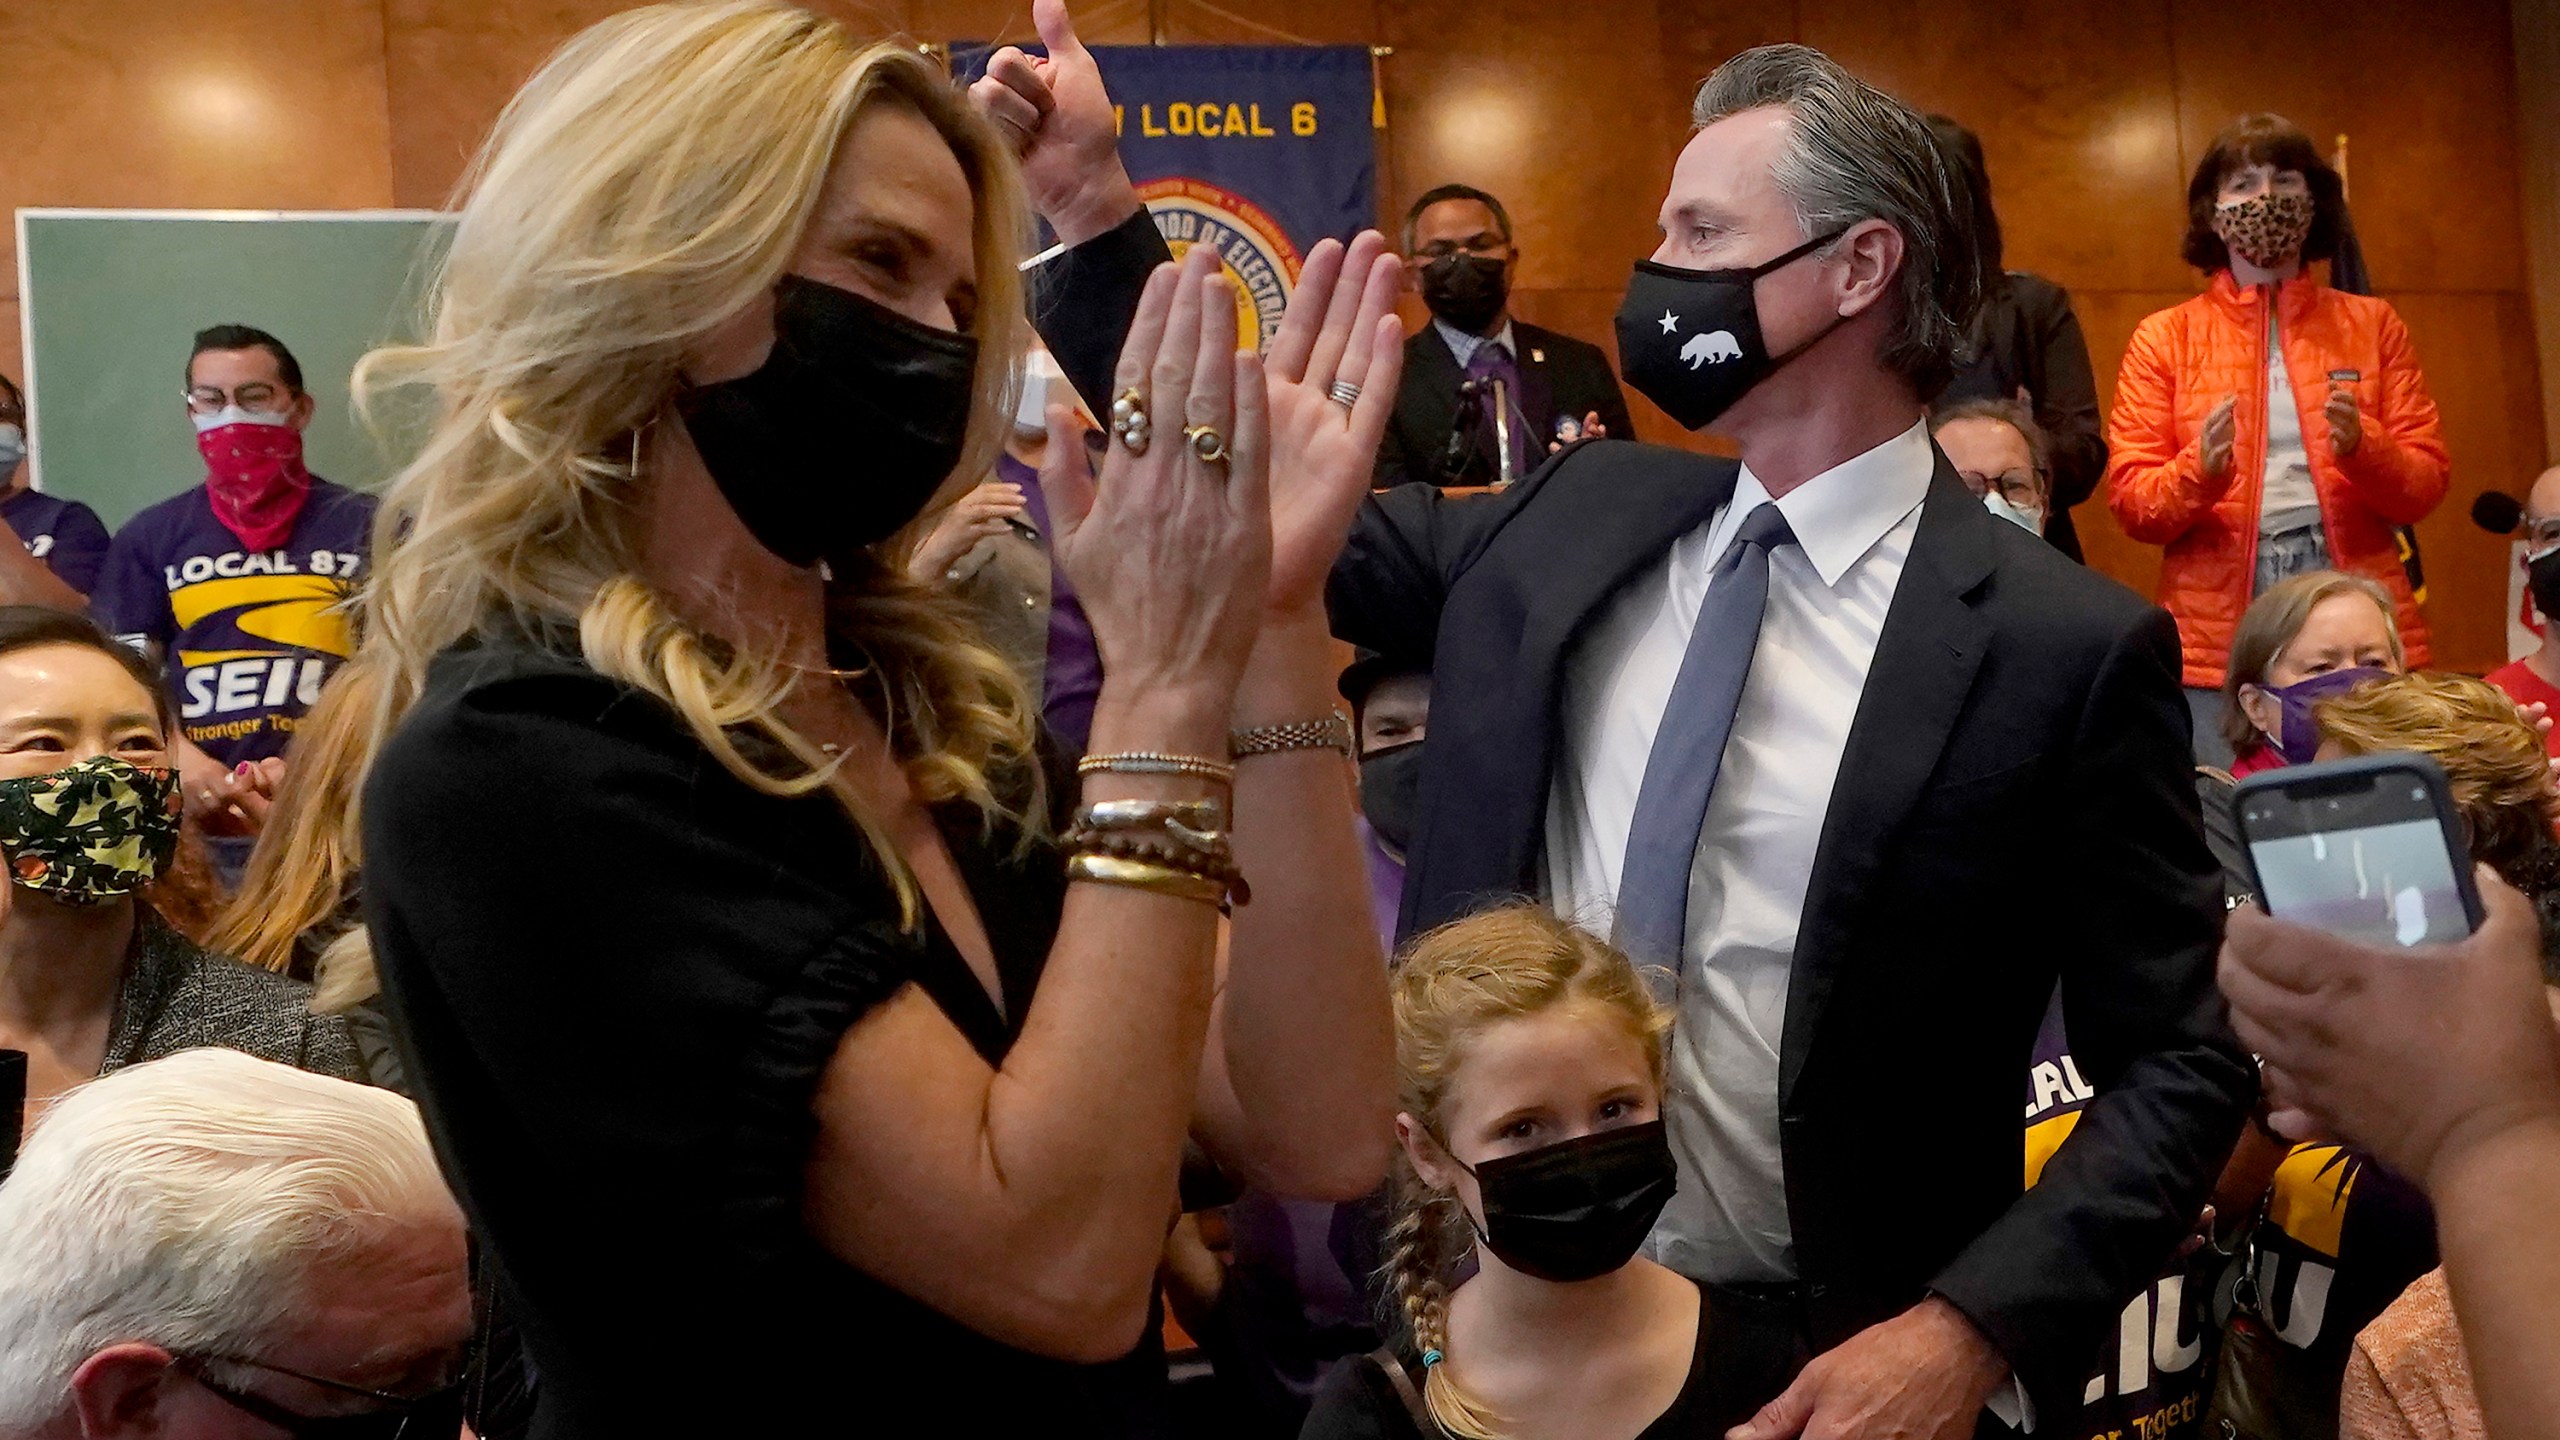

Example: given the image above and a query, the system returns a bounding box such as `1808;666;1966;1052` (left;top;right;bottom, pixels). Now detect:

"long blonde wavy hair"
1384;906;1673;1440
206;653;381;985
351;1;1041;921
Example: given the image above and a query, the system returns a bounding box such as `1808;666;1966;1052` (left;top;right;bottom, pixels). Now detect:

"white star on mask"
1657;309;1680;335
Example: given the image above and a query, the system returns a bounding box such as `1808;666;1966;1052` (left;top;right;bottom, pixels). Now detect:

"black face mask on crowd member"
1359;740;1424;855
1612;230;1847;432
1452;1119;1678;1282
2531;547;2560;624
1420;253;1510;335
677;274;979;568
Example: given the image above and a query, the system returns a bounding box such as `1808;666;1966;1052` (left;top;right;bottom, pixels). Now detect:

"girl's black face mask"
677;274;980;568
1611;230;1845;432
1453;1119;1678;1282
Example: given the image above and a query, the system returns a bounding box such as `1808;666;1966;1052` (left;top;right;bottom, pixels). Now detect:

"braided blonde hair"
1384;906;1672;1439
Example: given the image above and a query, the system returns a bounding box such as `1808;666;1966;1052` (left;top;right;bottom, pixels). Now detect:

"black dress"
1298;1281;1752;1440
361;633;1164;1438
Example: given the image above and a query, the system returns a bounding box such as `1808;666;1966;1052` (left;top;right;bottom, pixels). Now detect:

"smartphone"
2234;753;2485;946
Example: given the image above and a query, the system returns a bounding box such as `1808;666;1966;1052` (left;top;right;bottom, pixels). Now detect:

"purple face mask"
2257;666;2390;765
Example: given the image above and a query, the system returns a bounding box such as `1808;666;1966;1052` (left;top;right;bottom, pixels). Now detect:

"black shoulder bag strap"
1368;1347;1447;1439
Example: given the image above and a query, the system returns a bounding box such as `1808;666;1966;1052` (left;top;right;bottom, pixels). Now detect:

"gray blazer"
101;911;363;1082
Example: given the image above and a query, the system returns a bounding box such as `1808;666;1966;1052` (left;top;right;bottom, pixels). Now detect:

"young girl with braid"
1301;906;1755;1440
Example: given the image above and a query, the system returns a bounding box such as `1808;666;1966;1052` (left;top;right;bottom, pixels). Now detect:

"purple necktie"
1463;340;1531;481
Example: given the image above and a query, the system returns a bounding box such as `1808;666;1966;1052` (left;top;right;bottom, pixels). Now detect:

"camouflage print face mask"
0;756;182;906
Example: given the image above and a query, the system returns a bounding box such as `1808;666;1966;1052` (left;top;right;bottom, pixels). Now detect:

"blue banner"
957;44;1377;348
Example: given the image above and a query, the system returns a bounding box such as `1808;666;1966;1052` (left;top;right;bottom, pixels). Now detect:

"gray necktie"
1612;502;1797;970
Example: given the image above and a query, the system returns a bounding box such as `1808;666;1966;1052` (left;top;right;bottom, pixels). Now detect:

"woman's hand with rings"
1260;230;1406;618
1046;244;1271;714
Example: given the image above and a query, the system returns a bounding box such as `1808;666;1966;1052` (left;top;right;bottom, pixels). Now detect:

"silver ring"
1327;380;1361;409
1110;387;1151;456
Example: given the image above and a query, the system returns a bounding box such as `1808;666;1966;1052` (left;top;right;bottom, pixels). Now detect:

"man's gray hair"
1693;44;1982;397
0;1050;458;1432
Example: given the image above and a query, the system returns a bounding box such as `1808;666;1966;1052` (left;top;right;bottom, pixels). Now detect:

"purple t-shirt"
90;478;376;767
1;486;111;595
1001;452;1103;754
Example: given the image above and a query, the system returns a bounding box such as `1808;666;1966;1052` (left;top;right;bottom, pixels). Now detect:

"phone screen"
2243;774;2470;948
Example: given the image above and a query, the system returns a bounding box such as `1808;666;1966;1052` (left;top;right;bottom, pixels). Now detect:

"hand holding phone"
2235;753;2485;946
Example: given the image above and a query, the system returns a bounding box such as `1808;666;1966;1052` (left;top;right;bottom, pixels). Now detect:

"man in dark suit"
977;19;2253;1440
1378;184;1636;489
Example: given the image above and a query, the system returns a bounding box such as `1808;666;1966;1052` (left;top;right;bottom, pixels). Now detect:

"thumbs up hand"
969;0;1142;246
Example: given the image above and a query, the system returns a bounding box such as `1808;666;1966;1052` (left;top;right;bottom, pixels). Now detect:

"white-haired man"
0;1049;470;1439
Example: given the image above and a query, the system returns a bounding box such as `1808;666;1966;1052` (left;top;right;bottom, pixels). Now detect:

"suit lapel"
1779;454;1998;1100
1407;444;1737;931
1401;325;1464;449
1513;322;1558;445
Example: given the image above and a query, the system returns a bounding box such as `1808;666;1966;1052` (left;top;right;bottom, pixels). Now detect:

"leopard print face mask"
2213;190;2315;271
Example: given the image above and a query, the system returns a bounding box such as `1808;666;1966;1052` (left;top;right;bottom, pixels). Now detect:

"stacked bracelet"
1230;711;1355;761
1078;751;1237;785
1066;853;1228;907
1062;795;1249;908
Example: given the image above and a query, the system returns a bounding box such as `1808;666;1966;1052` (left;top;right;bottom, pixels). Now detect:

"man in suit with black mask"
975;20;2254;1440
1378;185;1636;489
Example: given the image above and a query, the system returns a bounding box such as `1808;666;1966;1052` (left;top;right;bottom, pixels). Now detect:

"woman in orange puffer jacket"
2105;113;2448;762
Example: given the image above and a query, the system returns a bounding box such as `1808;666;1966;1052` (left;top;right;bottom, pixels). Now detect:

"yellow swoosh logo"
168;575;355;657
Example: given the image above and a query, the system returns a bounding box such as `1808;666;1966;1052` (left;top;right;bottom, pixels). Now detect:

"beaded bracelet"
1065;828;1252;907
1078;751;1237;785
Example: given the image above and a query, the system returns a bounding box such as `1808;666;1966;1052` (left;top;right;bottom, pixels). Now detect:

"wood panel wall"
0;0;2535;668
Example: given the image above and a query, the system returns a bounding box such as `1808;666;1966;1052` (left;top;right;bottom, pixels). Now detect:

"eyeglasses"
2526;516;2560;552
1413;236;1509;263
1960;468;2046;507
183;383;292;415
169;1354;465;1440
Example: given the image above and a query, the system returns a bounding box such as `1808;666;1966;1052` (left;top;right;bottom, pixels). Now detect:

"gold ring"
1182;424;1230;467
1111;387;1152;456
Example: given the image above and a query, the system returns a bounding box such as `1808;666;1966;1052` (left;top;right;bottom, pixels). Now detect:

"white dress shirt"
1542;418;1935;1284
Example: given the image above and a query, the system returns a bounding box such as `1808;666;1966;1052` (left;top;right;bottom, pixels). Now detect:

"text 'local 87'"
1113;101;1320;139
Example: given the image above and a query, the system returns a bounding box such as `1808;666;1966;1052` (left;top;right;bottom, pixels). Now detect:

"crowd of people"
2;2;2558;1439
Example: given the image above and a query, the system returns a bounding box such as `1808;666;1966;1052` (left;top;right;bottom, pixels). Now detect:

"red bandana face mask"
193;406;312;552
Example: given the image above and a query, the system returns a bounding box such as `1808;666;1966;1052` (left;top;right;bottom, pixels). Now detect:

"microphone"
2473;491;2525;535
1441;378;1488;483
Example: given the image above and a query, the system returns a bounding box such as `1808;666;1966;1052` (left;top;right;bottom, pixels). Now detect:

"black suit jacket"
1326;440;2254;1409
1373;321;1638;488
1027;209;2254;1408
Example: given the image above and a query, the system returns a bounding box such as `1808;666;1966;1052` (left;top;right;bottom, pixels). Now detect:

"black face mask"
1420;253;1510;334
2532;547;2560;624
1454;1119;1678;1282
1358;740;1424;856
677;275;979;568
1611;231;1846;431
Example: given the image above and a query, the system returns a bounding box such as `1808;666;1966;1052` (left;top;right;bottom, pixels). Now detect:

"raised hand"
1046;245;1271;709
968;0;1140;247
1257;230;1406;617
2200;394;2238;480
2220;873;2560;1186
907;482;1027;581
